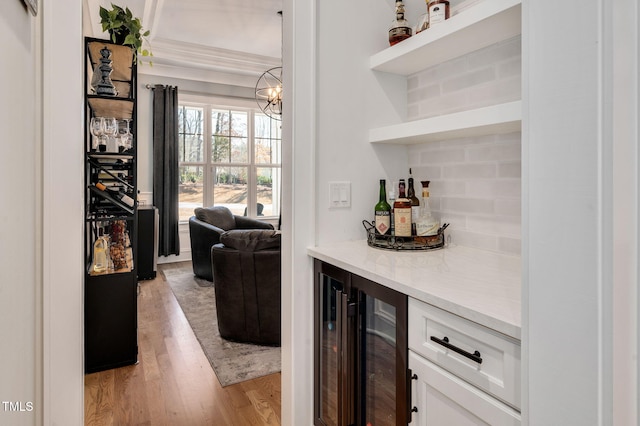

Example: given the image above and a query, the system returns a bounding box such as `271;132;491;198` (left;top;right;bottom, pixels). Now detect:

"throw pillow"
194;206;236;230
220;229;281;252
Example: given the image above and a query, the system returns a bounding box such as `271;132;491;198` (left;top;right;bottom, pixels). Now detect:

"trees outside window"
178;98;281;222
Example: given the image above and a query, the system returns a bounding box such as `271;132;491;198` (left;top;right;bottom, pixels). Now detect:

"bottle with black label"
374;179;392;235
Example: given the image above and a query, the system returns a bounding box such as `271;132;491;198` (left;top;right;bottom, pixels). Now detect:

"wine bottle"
374;179;391;235
394;179;412;237
389;1;412;46
407;170;420;235
118;188;135;208
416;180;440;236
93;228;108;273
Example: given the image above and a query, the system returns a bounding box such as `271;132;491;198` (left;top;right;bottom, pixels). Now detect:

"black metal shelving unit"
84;37;138;374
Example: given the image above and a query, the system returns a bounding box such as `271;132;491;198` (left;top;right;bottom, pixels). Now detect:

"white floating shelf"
370;0;521;75
369;101;522;145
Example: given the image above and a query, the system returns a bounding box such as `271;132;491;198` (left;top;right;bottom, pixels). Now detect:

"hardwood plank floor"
84;262;281;426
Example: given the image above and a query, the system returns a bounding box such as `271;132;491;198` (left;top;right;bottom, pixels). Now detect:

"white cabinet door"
410;351;521;426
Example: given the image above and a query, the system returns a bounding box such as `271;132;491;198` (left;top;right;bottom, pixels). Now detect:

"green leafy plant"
99;3;152;64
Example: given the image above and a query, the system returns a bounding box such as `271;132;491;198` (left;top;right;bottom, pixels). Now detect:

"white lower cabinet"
409;351;521;425
408;298;521;425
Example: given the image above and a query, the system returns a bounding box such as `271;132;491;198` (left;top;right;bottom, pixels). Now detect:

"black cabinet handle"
407;369;417;423
430;336;483;364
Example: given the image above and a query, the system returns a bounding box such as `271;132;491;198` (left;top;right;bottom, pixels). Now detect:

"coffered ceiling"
83;0;283;78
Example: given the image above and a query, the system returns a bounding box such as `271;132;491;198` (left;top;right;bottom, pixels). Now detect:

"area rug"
163;269;281;387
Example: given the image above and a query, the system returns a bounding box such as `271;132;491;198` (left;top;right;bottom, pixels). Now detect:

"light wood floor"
84;261;281;426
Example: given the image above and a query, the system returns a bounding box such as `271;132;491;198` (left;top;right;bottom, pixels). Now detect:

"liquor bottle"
93;228;108;273
374;179;392;235
388;182;396;235
428;0;450;26
389;1;412;46
394;179;412;237
415;0;430;34
407;170;420;235
416;181;440;236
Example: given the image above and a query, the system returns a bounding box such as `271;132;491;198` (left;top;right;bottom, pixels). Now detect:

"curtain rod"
145;84;166;89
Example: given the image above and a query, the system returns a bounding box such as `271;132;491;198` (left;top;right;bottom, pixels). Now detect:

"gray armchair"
189;206;273;281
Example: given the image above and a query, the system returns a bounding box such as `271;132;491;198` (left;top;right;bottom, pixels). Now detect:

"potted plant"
99;3;152;63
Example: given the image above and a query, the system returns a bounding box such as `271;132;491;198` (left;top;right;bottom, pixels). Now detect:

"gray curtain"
152;84;180;256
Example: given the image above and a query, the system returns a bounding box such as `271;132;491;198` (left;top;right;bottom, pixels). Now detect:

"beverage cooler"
314;259;409;426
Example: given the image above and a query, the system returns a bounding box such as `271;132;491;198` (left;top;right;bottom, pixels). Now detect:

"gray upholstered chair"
211;229;281;346
189;206;273;281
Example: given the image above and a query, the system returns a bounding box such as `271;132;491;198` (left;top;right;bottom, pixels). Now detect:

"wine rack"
83;37;138;373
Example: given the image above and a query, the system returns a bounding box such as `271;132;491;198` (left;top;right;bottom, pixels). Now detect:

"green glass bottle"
375;179;392;235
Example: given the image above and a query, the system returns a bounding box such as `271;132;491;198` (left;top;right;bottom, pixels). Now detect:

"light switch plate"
329;181;351;208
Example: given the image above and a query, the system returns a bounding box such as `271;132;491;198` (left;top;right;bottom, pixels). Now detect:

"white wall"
0;2;39;424
0;0;84;425
523;0;638;424
315;0;408;245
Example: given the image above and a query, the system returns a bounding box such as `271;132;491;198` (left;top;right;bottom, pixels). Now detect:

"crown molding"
149;37;281;77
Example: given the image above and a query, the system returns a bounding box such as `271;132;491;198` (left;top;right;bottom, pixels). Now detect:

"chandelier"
255;66;282;121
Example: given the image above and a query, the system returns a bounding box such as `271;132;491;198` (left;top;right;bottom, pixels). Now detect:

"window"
178;97;281;222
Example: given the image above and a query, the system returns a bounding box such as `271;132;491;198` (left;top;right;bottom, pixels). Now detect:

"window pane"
179;165;204;222
257;167;281;217
255;138;281;164
255;113;281;139
255;113;281;165
179;106;204;162
230;111;248;137
213;166;247;216
212;135;230;163
231;137;248;163
211;109;230;135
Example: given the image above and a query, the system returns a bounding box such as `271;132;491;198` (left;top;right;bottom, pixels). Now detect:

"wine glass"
118;119;133;152
103;117;118;152
90;116;105;152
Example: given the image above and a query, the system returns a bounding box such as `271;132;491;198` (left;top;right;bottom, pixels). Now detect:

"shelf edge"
370;0;522;75
369;101;522;145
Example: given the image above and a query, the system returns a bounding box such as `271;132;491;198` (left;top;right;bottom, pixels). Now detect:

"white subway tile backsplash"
494;198;521;216
450;229;499;252
442;66;496;94
466;180;521;198
466;141;521;162
407;75;419;90
419;148;465;164
498;161;521;178
404;36;522;255
441;197;494;214
498;236;521;255
466;36;521;69
443;163;497;179
418;56;469;84
467;215;521;237
430;180;466;197
408;84;440;103
498;57;522;79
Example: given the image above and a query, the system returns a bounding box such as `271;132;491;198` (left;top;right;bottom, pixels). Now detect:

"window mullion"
204;105;212;208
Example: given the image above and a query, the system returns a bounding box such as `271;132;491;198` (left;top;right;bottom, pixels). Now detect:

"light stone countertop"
308;240;522;340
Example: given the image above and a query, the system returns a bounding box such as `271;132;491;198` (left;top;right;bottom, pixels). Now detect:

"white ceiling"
84;0;283;77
